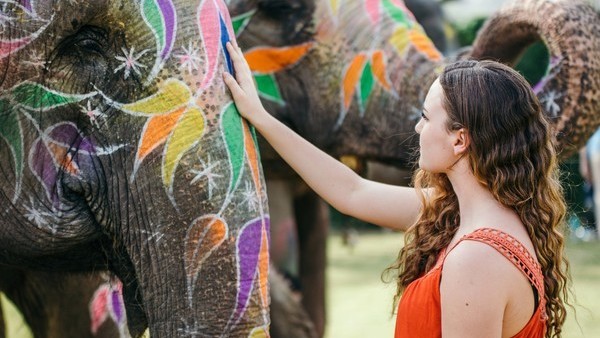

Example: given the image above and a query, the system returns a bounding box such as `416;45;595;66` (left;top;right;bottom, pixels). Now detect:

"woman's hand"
223;41;267;123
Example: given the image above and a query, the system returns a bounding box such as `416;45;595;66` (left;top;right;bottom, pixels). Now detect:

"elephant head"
226;0;600;169
0;1;270;337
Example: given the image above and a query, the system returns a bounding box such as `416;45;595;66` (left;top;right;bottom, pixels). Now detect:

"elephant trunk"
470;0;600;158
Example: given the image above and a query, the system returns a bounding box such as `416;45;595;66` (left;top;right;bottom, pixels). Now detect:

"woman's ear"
453;128;470;156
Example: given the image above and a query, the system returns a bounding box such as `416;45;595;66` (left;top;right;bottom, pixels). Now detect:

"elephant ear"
0;99;24;202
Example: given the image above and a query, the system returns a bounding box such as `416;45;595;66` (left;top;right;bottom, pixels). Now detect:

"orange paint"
137;107;186;161
408;29;442;61
343;54;367;111
245;43;313;74
48;142;79;175
371;50;392;91
258;226;269;307
242;120;262;197
185;215;228;281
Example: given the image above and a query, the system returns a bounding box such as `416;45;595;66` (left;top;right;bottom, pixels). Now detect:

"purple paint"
49;123;96;154
29;138;60;206
233;218;263;320
17;0;33;13
157;0;176;59
110;289;125;324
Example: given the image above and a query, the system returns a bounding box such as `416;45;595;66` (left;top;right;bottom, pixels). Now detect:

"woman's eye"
421;112;428;120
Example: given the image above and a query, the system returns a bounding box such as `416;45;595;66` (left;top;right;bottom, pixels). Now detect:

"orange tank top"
394;228;547;338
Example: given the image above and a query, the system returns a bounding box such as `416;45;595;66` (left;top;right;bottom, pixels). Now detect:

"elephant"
0;0;272;337
224;0;600;335
2;0;600;337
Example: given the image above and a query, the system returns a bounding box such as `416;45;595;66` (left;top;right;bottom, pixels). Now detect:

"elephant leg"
294;186;328;338
270;267;318;338
0;267;120;338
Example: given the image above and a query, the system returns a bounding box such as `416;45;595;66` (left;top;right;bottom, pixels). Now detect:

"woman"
223;42;570;337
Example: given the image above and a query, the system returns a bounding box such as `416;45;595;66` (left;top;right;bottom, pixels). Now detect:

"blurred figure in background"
579;129;600;241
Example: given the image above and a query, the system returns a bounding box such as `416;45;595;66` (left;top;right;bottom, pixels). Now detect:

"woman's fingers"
226;42;255;91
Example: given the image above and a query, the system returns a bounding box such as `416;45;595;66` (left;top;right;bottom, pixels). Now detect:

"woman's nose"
415;119;423;134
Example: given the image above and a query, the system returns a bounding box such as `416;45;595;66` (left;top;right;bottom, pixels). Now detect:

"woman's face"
415;80;459;173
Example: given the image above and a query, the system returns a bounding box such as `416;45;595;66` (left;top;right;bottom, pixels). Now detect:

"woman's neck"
446;159;512;233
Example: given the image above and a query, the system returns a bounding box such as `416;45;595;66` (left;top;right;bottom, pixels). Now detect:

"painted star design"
80;100;107;128
22;50;49;73
189;156;222;199
541;90;563;118
176;41;202;74
24;199;56;233
115;46;148;79
240;181;259;212
178;318;208;338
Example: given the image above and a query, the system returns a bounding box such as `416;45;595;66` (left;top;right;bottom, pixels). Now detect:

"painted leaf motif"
29;137;59;206
108;282;125;325
0;99;23;200
371;50;392;91
365;0;381;25
215;0;235;42
184;215;228;301
382;0;414;26
245;43;313;74
232;10;255;36
242;119;262;199
254;74;285;105
389;26;410;54
89;284;110;335
258;224;270;308
198;0;221;89
220;14;234;74
342;54;367;112
408;28;442;61
132;107;185;179
230;217;268;328
359;61;375;114
141;0;177;80
221;103;245;195
162;106;205;190
248;326;270;338
11;82;94;111
0;20;51;59
120;79;191;116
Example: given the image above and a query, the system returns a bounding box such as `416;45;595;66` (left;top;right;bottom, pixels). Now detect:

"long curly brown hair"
384;60;570;337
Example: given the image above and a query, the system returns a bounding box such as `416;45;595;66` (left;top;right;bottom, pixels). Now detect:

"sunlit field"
325;231;600;338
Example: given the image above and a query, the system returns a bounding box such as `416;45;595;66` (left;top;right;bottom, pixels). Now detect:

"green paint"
11;82;83;110
359;61;374;114
382;0;412;27
255;74;285;106
142;0;165;48
0;99;23;185
232;10;255;36
221;103;245;194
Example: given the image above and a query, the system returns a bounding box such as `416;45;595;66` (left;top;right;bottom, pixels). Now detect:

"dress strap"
453;228;547;319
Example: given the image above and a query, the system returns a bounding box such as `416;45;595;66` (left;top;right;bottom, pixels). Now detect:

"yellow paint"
121;79;191;116
389;26;410;55
162;106;205;188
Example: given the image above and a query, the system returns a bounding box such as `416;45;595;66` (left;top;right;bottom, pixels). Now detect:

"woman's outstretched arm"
223;42;421;231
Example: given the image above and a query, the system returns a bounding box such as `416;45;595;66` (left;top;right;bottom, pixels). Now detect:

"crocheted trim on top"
462;228;547;320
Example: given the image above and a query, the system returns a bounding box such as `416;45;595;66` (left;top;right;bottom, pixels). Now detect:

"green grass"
3;232;599;338
325;231;600;338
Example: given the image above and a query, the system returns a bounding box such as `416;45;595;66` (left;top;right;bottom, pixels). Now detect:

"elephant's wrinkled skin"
226;0;600;335
0;1;270;337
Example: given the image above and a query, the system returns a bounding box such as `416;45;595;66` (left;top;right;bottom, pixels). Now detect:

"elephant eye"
57;26;109;58
257;0;304;16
